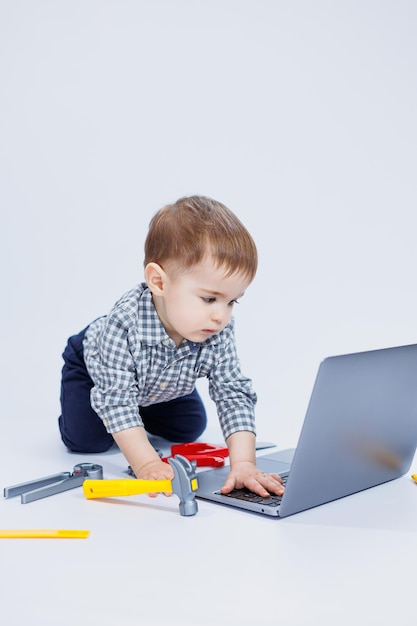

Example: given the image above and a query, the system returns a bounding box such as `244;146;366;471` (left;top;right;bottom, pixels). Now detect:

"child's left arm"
220;431;285;497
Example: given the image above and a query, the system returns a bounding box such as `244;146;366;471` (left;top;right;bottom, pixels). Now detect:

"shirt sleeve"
207;322;257;440
83;308;144;433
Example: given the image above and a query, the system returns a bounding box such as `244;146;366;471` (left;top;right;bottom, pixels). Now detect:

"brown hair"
144;195;258;281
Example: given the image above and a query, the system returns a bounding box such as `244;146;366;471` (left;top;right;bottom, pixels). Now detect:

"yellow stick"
0;529;90;539
83;478;173;499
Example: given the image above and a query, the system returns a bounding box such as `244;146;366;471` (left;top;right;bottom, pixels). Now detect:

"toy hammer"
82;455;198;516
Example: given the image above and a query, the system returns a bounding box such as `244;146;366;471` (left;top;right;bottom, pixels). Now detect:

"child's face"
155;256;251;347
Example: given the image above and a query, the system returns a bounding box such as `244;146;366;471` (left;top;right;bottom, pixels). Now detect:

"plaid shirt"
83;283;257;440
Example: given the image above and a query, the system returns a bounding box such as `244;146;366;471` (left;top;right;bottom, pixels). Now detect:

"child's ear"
145;262;166;295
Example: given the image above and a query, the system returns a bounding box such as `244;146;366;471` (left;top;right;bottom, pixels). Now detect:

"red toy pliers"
161;442;229;467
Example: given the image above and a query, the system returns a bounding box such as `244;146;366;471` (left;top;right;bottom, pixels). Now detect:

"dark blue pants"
58;328;207;453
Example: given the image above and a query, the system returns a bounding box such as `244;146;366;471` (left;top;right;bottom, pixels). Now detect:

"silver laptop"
196;343;417;517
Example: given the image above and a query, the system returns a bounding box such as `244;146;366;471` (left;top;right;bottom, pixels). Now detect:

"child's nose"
211;305;229;325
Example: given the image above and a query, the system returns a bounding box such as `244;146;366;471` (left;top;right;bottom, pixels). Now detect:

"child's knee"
58;415;114;453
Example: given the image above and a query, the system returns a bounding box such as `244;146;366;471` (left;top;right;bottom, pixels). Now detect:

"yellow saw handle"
83;478;173;499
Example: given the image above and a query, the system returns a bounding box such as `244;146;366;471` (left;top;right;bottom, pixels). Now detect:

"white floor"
1;411;417;626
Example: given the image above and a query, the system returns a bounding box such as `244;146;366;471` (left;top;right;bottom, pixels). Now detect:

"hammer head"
168;454;199;516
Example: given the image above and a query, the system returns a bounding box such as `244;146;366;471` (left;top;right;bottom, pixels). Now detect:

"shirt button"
150;395;157;401
160;382;167;389
163;339;171;347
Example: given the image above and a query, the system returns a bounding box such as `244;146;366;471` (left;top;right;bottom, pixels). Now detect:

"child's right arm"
112;426;174;482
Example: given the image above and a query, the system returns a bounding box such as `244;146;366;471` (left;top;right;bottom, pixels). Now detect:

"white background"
1;3;417;626
1;0;417;448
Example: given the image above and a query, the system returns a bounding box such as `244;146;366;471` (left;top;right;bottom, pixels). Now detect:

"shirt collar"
138;285;170;346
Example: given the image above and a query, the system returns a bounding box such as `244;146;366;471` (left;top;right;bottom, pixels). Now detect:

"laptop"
196;343;417;517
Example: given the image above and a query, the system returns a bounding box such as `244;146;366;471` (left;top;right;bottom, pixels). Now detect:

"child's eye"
202;297;216;304
229;299;240;306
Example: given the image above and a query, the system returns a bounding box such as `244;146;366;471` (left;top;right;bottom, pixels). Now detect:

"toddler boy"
58;195;284;497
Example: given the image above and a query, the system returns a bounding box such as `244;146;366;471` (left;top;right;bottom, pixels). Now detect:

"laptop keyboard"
215;474;288;508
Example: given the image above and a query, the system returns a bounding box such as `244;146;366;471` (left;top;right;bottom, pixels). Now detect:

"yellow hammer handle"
83;478;173;499
412;474;417;484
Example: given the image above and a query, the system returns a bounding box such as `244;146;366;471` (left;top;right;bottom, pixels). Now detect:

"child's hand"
220;461;285;498
134;459;175;498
